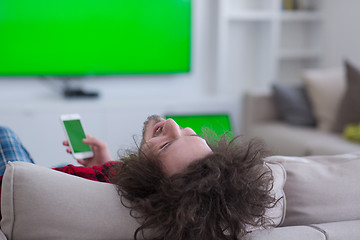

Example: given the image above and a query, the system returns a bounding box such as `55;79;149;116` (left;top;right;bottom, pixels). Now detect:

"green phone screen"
63;119;91;153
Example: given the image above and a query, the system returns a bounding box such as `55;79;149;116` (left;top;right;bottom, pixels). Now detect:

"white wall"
0;0;218;101
321;0;360;67
2;0;359;106
0;0;227;168
1;0;360;167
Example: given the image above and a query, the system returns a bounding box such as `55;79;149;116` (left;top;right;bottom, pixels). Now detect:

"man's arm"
53;161;120;182
63;135;113;167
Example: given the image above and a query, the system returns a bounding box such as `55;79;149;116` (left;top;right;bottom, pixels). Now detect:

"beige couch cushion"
333;60;360;132
303;68;345;132
312;220;360;240
250;123;360;156
1;162;139;240
244;225;327;240
0;161;286;239
245;220;360;240
267;153;360;226
263;162;286;227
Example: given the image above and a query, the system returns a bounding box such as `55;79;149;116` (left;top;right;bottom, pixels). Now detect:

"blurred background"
0;0;358;167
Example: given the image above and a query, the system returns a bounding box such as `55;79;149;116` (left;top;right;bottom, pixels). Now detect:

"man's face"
140;115;213;176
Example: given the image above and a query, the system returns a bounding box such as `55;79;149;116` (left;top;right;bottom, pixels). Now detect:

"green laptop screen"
165;114;233;139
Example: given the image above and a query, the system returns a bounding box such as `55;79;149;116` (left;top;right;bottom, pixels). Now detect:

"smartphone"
60;114;94;159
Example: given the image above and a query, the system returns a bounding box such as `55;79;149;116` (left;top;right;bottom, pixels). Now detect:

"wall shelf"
279;49;321;59
281;11;322;21
217;0;323;93
228;11;273;21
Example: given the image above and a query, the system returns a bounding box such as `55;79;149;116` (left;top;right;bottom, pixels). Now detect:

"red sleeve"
52;161;120;183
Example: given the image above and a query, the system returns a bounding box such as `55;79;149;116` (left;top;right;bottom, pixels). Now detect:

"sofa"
242;89;360;156
0;152;360;239
242;62;360;156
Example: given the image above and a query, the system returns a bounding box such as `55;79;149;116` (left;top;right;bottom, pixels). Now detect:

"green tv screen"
165;114;234;140
0;0;191;76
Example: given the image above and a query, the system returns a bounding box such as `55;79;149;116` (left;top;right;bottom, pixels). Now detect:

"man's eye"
155;126;163;136
161;142;170;150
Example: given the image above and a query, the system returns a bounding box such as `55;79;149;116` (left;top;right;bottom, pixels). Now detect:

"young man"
112;115;276;239
0;115;276;240
62;115;213;175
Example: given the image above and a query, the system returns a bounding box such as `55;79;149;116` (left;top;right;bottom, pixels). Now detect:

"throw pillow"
272;84;316;126
303;68;345;132
266;153;360;226
343;123;360;142
332;59;360;132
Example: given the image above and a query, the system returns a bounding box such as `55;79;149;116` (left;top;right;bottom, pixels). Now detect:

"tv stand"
61;77;99;99
63;87;99;98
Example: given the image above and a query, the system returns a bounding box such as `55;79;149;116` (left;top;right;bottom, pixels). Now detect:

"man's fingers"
77;158;91;167
62;140;69;146
76;159;86;166
83;136;104;147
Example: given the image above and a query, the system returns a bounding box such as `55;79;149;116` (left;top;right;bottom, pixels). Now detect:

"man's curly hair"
111;136;277;240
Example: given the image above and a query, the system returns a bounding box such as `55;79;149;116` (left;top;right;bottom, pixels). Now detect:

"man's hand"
62;135;113;167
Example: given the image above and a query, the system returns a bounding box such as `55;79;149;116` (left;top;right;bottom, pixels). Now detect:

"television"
0;0;191;76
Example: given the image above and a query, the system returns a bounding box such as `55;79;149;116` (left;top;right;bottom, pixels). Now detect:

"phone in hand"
60;114;94;159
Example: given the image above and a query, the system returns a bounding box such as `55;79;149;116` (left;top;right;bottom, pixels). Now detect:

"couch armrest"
244;225;326;240
0;161;139;240
312;220;360;240
242;89;279;134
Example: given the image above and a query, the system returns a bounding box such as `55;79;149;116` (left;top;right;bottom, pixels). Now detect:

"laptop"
165;113;233;140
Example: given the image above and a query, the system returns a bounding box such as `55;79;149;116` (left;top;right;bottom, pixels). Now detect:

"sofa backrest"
242;89;279;135
267;152;360;226
0;161;286;240
1;162;139;240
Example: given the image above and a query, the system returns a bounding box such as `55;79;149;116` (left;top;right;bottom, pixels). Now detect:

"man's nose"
163;118;181;138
